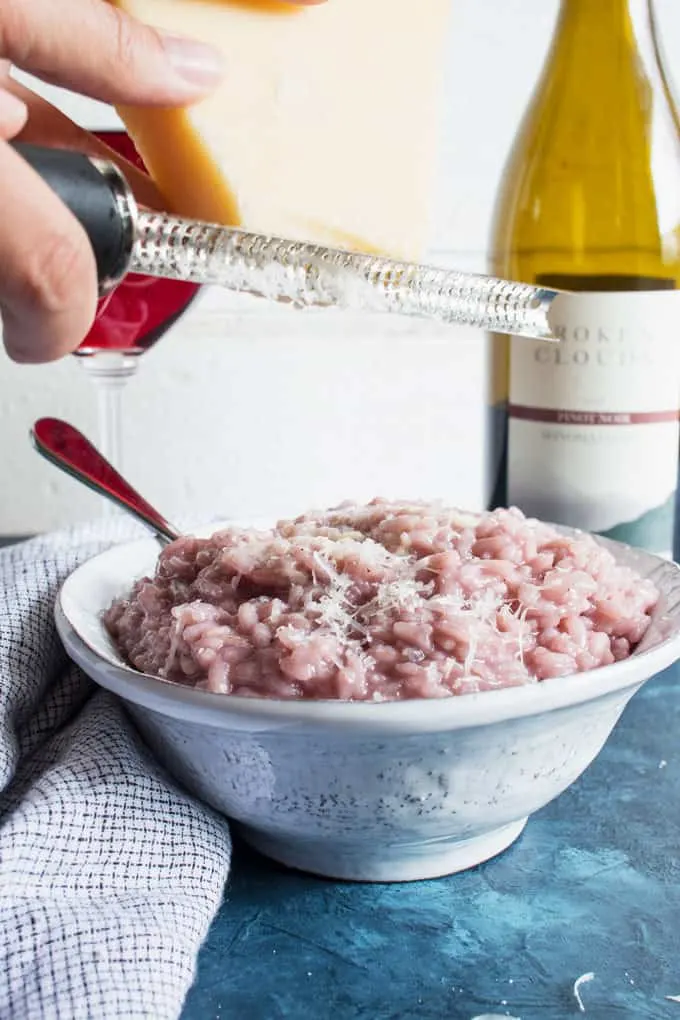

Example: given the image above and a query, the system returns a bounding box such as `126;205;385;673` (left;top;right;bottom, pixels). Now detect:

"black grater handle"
12;143;136;293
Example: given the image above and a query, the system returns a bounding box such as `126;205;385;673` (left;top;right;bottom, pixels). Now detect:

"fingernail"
160;33;226;90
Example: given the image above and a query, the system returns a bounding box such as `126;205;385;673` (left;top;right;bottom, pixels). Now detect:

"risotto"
104;501;659;701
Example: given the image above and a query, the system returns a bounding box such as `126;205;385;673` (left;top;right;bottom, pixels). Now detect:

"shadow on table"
181;666;680;1020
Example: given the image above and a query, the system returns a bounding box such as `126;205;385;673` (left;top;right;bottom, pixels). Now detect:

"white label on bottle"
507;290;680;556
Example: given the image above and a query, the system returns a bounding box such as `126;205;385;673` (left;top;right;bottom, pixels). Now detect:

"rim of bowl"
55;526;680;733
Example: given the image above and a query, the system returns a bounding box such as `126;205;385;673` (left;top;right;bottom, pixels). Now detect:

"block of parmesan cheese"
109;0;450;260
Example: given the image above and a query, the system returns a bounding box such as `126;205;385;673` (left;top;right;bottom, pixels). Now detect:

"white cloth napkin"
0;520;232;1020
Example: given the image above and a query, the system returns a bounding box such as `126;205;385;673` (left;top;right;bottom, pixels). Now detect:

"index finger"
1;0;226;107
5;74;165;210
1;0;326;109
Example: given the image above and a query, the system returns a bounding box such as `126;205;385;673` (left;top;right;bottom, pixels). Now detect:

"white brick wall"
3;0;680;534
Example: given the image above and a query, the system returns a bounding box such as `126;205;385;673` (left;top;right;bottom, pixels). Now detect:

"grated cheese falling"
469;1015;522;1020
463;625;480;676
573;972;595;1013
275;522;538;679
515;605;530;667
310;552;358;641
430;591;466;613
469;588;504;620
425;661;440;686
162;616;183;678
365;578;433;616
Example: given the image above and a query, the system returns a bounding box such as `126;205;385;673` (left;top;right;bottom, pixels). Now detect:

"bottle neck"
554;0;655;62
557;0;649;24
544;0;671;106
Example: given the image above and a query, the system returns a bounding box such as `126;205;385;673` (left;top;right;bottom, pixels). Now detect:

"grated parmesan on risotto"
104;501;659;701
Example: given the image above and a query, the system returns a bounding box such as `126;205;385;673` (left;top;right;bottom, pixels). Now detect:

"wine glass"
73;131;200;468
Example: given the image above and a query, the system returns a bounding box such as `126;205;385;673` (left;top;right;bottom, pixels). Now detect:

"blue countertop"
181;664;680;1020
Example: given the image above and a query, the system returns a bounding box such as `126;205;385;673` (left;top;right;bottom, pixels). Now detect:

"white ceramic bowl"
55;526;680;883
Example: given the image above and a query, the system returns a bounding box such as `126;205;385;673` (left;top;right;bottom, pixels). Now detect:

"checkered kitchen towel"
0;520;232;1020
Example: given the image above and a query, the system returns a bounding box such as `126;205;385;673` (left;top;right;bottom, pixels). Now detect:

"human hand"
0;0;320;365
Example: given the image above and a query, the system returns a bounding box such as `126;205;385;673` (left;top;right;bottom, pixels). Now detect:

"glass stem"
78;351;139;470
96;371;125;468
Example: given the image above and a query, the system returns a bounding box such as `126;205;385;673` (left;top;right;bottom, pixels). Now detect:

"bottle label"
507;281;680;557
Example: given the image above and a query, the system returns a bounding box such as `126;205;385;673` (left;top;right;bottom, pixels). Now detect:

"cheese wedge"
109;0;450;260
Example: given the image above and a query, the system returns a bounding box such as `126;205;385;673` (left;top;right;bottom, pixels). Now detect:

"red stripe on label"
508;405;680;425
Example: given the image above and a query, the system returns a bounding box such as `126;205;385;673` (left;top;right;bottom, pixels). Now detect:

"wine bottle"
489;0;680;558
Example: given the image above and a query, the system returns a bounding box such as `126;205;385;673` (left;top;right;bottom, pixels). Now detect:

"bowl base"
238;817;528;883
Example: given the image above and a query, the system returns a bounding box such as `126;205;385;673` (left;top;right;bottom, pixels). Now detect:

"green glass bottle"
490;0;680;557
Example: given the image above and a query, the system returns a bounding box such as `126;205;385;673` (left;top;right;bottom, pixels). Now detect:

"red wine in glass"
75;130;200;466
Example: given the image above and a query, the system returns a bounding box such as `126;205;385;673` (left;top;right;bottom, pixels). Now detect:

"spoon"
31;417;180;545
